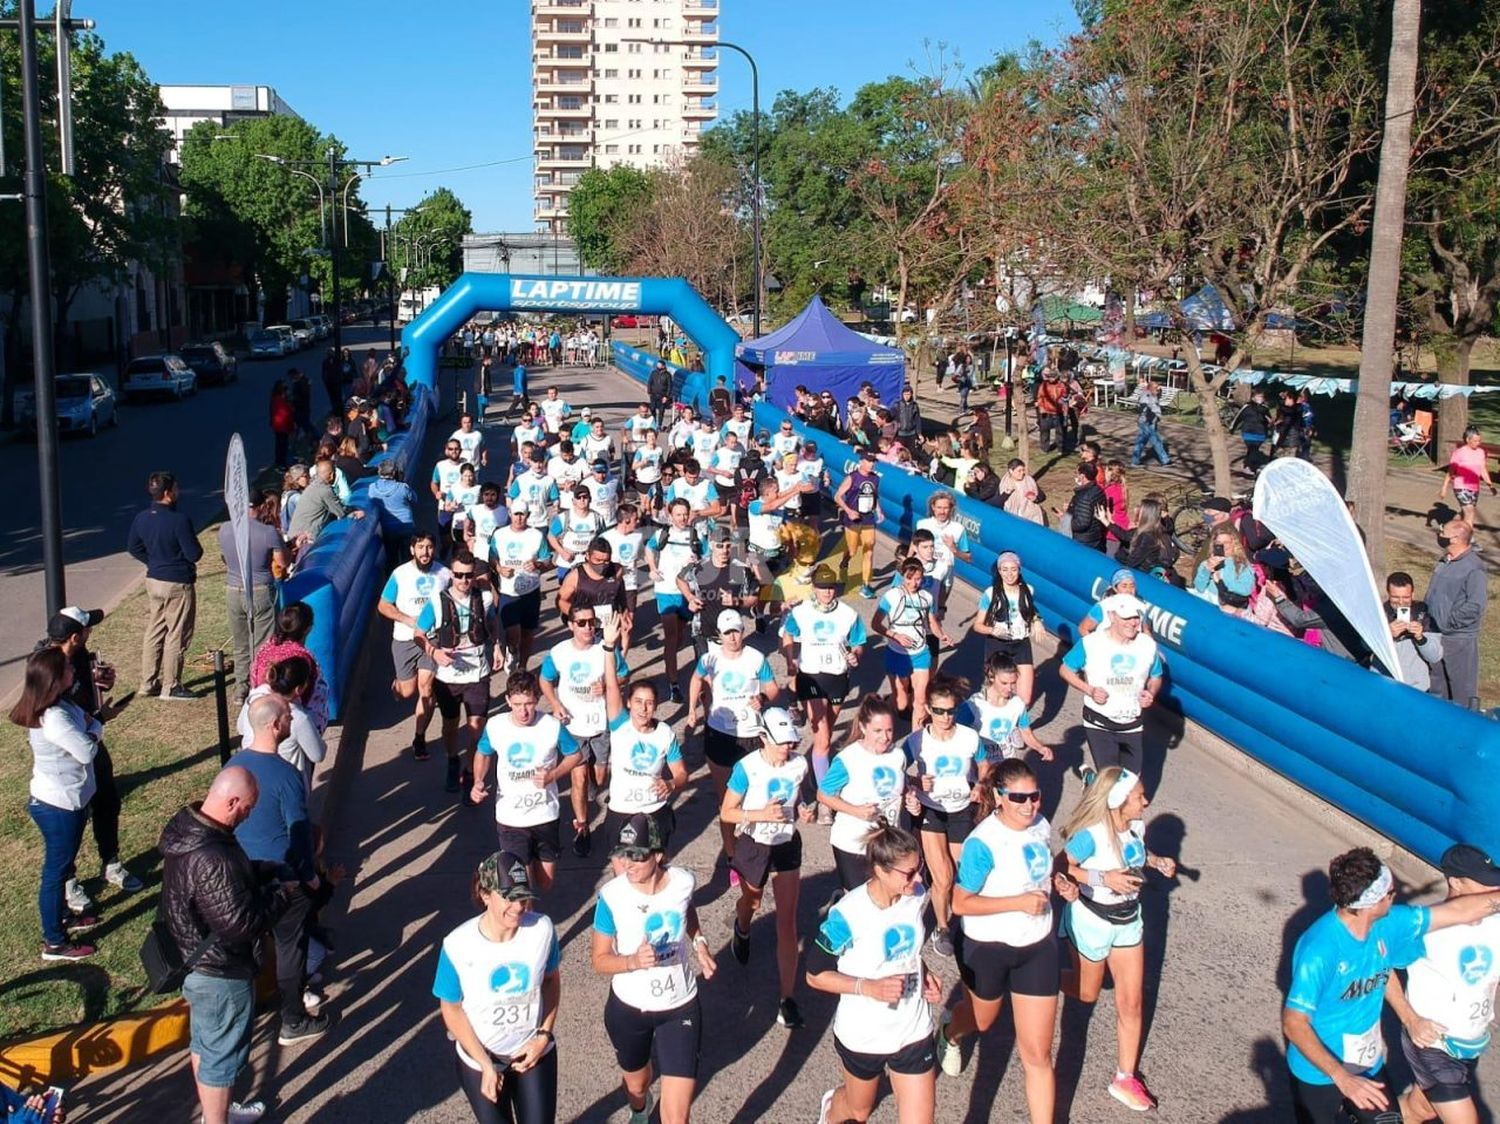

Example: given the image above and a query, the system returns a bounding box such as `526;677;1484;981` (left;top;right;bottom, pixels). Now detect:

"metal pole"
1003;334;1014;436
717;42;760;337
21;0;65;615
213;649;231;764
385;204;397;356
328;147;342;356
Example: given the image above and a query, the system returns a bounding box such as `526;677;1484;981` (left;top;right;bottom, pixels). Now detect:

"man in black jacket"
1056;461;1108;552
647;361;672;427
160;766;288;1124
126;471;203;701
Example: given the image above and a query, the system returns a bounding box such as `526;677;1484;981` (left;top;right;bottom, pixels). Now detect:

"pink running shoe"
729;867;742;889
1109;1073;1157;1112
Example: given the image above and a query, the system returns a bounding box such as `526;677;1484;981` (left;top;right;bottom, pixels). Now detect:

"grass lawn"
0;526;233;1042
1387;539;1500;708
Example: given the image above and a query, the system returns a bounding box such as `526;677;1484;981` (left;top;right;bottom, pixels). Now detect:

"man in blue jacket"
126;471;202;701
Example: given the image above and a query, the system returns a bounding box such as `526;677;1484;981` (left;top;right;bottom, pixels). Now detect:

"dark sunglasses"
928;705;955;716
572;617;597;627
615;847;652;862
1002;790;1042;804
450;570;475;579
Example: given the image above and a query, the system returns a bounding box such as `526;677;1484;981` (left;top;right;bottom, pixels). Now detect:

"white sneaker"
104;862;143;892
228;1101;265;1123
65;879;94;914
303;989;323;1016
937;1020;964;1077
818;1087;836;1124
627;1090;656;1124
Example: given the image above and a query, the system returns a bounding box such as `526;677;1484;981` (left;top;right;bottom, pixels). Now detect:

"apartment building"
532;0;720;233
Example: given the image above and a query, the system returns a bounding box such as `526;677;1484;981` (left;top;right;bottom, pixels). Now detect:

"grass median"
0;526;232;1042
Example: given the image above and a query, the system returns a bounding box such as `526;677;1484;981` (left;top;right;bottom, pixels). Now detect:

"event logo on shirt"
882;923;918;962
1123;837;1146;867
1110;653;1137;675
414;573;439;597
767;777;795;804
506;742;537;769
629;741;660;773
987;716;1014;740
489;962;532;996
644;910;684;951
1023;842;1051;883
871;766;899;798
1459;946;1494;986
567;660;594;689
811;618;838;641
932;755;964;778
718;668;748;695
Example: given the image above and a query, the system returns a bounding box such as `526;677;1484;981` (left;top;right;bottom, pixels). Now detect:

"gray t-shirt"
219;519;286;590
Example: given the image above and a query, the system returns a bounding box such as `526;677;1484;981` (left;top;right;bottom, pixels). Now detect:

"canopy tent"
736;295;907;410
1179;284;1237;331
1034;295;1104;327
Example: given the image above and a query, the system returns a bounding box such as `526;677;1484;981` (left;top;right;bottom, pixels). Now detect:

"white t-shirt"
774;468;805;513
606;712;682;814
583;477;619;525
747;499;784;553
694;646;774;737
957;693;1031;758
450;428;485;464
904;726;988;813
771;432;799;461
649;525;700;595
816;882;932;1055
432;458;464;502
416;589;497;684
916;516;969;583
690;427;720;463
728;751;809;846
508;470;559;530
956;813;1054;947
476;711;567;827
877;585;936;653
382;561;452;642
540;640;625;737
710;445;742;488
604;528;645;591
632;445;664;485
593;866;700;1012
625;414;657;443
782;601;868;676
468;504;506;561
977;583;1031;641
721;417;752;444
550;509;606;562
1064;820;1147;906
1405;914;1500;1055
819;743;907;855
1062;630;1165;730
490;526;550;597
540;398;571;434
512;421;544;452
433;913;560;1067
581;434;614;464
547;454;586;493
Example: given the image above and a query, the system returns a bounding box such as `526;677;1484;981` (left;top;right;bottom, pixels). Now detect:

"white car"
120;354;197;400
266;325;298;354
309;314;331;340
288;319;316;348
248;329;284;359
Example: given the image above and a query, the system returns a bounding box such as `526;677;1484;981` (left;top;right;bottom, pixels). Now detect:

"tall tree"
1349;0;1422;573
390;186;472;293
566;165;652;275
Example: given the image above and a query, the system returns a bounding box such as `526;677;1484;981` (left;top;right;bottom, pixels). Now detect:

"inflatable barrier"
610;343;706;414
753;400;1499;866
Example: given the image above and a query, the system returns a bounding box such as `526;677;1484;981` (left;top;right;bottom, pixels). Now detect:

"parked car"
179;341;239;386
288;319;316;348
248;329;283;359
120;354;196;400
612;315;643;329
15;372;119;437
266;325;298;354
309;314;331;340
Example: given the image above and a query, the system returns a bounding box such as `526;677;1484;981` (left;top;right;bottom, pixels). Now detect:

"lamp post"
628;36;760;336
377;202;427;355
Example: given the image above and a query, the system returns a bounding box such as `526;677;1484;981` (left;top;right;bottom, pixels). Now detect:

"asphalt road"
0;325;399;702
68;358;1498;1123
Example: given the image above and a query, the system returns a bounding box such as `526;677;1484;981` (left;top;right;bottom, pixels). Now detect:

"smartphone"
42;1087;63;1122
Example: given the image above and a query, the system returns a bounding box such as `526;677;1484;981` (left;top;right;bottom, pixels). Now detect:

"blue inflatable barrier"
754;400;1500;865
610;343;705;410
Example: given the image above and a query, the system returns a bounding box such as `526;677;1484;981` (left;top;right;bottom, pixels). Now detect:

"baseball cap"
581;407;593;417
717;609;745;634
47;606;104;640
859;447;878;461
1100;594;1144;620
612;813;665;858
1203;497;1232;514
812;565;842;589
477;851;537;901
1441;844;1500;887
759;706;799;746
708;525;733;545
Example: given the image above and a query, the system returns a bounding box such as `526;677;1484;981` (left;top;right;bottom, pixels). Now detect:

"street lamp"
374;201;427;354
255;153;327;244
626;36;761;337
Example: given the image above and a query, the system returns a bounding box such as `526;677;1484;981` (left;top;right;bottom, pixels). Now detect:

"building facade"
157;84;300;165
532;0;719;233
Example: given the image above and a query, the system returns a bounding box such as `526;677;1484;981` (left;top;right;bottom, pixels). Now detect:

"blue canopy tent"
736;296;907;410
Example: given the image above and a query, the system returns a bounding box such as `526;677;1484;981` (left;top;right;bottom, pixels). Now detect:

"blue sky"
101;0;1079;231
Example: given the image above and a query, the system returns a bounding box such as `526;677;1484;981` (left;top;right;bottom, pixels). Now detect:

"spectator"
894;385;922;452
1055;461;1108;552
1104;495;1180;580
1192;529;1254;608
368;460;417;570
1425;519;1487;705
126;471;203;702
319;347;341;416
1190;496;1238;571
287;366;314;440
1265;575;1371;665
1385;571;1444;692
1101;460;1131;552
1130;381;1171;467
997;458;1045;524
219;488;288;706
9;647;101;961
647;361;672;427
250;603;328;729
279;465;310;539
0;1082;64;1122
963;460;1001;506
1273;390;1303;459
237;659;326;791
333;436;367;486
1036;368;1069;453
1232;390;1272;473
1438;426;1496;527
268;381;295;470
288;458;362;543
226;695;327;1045
160;765;289;1124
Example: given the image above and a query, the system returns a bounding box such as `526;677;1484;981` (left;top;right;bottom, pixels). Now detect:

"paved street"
65;357;1496;1122
0;326;399;701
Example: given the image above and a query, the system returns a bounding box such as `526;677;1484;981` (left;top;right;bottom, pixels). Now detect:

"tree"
566;165;652;275
1349;0;1422;574
390;186;472;293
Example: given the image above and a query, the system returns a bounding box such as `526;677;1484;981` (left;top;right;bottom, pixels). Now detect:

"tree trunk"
1123;286;1136;341
1181;348;1234;496
1436;337;1474;454
1348;0;1422;577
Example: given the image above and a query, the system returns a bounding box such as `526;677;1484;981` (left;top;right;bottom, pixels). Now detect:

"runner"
546;441;587;496
679;527;758;653
807;821;942;1124
873;558;953;728
600;618;687;853
492;505;553;672
1058;594;1164;783
465;483;507;569
916;491;972;619
1054;767;1177;1113
1283;846;1500;1124
746;474;806;580
770;418;799;464
934;758;1060;1124
558;537;628;634
664;460;723;533
512;407;546;461
539;606;628;858
956;653;1054;763
413;548;501;795
817;695;917;891
547;487;607;584
603;505;647;658
623;403;657;462
834;448;881;598
1391;843;1500;1124
972;552;1043;706
720;706;814;1030
591;813;717;1124
630;428;665;512
470;672;579;894
508;449;560;533
781;566;868;800
902;674;990;959
449;413;487;469
583;460;620;527
539;386;572;442
377;533;451;761
581;417;616;468
1077;568;1142;639
432;851;561;1124
688;609;779;863
645;499;702;704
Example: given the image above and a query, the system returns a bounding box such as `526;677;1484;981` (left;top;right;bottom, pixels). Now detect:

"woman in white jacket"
237;656;327;790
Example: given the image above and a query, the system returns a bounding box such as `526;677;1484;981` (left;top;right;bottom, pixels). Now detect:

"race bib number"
807;644;842;673
1103;692;1141;724
857;492;874;514
491;1001;534;1030
512;568;540;595
1341;1024;1385;1070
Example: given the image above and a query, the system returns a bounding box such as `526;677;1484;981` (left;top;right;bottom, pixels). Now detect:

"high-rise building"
532;0;720;233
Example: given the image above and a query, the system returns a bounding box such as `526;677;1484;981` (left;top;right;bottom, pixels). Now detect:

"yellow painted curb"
0;999;189;1087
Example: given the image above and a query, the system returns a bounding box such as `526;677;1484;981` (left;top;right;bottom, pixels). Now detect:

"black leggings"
834;848;871;892
456;1048;558;1124
89;742;121;865
1289;1075;1399;1124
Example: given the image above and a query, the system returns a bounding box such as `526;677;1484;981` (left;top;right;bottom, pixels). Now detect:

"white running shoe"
65;879;94;914
228;1101;265;1123
818;1087;836;1124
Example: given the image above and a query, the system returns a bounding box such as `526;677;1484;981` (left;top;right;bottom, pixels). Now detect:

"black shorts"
500;590;542;631
496;818;561;864
1401;1026;1479;1104
954;928;1059;1001
795;671;850;703
918;803;975;845
704;726;759;769
833;847;872;892
606;806;676;851
1289;1075;1393;1124
434;678;490;721
984;636;1035;666
731;832;803;890
1083;724;1144;774
834;1033;937;1082
603;992;701;1079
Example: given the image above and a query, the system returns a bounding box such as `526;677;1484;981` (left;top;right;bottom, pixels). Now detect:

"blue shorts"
1062;898;1143;963
655;592;691;620
884;641;933;677
183;972;255;1088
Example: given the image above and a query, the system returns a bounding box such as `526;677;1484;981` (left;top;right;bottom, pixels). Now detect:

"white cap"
1100;593;1144;621
759;707;800;745
581;406;593;417
716;609;745;633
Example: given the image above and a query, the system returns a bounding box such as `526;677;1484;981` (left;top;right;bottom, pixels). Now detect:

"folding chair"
1391;409;1433;462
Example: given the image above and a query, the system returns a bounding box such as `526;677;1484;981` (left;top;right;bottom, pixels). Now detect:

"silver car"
121;354;197;400
16;372;119;437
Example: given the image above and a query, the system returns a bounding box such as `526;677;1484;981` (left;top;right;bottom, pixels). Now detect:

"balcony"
536;127;593;141
536;49;593;63
534;25;592;43
683;0;717;9
683;74;717;94
682;100;717;118
535;102;592;117
535;75;592;95
534;0;587;13
682;50;717;68
538;154;592;169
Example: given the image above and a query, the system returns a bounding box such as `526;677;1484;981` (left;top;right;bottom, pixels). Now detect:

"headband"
1107;769;1139;810
1351;865;1393;910
997;551;1021;567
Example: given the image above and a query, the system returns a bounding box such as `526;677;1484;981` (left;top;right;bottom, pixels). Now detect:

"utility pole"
328;146;343;355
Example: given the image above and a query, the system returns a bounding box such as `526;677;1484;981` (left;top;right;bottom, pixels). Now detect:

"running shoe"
412;735;430;762
858;584;876;599
444;757;462;792
65;878;94;914
160;686;197;702
928;928;955;958
818;1088;836;1124
303;988;324;1016
104;862;143;892
41;941;95;962
227;1101;266;1123
627;1090;656;1124
669;684;683;705
936;1020;964;1077
64;912;101;932
731;924;750;966
1108;1073;1158;1112
277;1012;330;1046
572;822;592;858
777;997;806;1029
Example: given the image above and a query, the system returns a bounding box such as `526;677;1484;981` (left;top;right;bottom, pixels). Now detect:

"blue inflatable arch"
401;273;738;411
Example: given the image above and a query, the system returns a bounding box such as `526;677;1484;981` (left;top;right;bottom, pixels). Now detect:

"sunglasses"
573;617;597;627
883;864;922;882
928;704;955;716
451;571;475;580
615;847;652;862
1001;790;1042;804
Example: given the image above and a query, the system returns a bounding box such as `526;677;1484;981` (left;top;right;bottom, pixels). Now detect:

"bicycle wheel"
1167;498;1212;558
